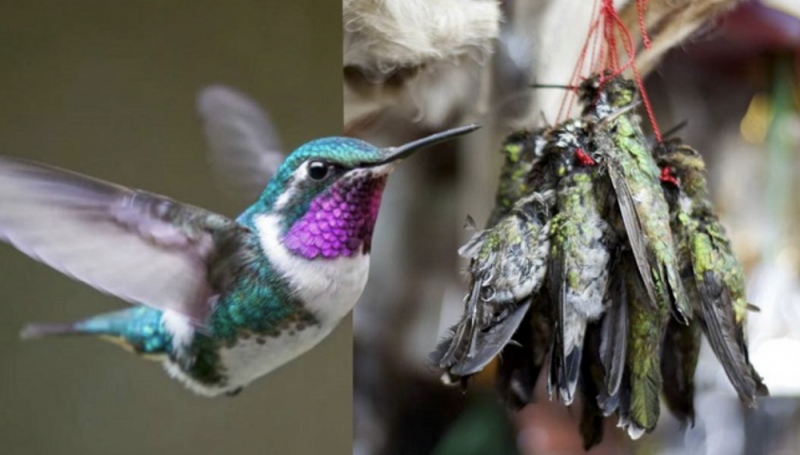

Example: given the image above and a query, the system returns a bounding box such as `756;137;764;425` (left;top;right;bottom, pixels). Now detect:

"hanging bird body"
545;120;614;405
431;71;767;445
654;139;767;406
2;86;480;397
580;75;691;322
486;128;554;406
433;186;555;381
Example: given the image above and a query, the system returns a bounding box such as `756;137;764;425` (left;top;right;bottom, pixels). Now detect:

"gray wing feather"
0;156;237;324
197;85;284;199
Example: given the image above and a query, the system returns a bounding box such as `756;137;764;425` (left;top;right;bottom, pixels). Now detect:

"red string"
556;3;601;123
558;0;662;142
636;0;652;50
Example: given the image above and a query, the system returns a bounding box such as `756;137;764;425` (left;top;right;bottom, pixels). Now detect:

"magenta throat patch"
283;175;388;259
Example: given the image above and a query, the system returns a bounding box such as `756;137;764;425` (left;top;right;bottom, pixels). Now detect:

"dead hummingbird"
432;187;555;383
544;119;615;405
579;74;691;323
654;138;768;407
487;127;554;406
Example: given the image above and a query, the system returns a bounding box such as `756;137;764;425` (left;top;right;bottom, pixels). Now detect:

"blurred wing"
197;85;284;199
0;156;240;324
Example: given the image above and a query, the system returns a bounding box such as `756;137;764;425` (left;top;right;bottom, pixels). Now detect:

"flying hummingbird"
579;74;691;323
653;138;767;407
1;85;479;397
544;119;615;405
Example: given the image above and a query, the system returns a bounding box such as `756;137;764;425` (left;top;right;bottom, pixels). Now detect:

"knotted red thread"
557;0;662;143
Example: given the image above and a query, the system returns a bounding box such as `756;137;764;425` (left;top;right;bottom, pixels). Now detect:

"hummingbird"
488;126;554;407
0;86;479;397
579;74;691;323
453;126;554;403
544;119;615;405
432;124;554;385
653;138;767;407
432;187;555;383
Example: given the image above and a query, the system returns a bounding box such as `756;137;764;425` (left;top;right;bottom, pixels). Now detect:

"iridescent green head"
244;124;480;259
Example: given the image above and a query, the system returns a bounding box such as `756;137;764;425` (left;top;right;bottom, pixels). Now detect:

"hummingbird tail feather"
550;317;584;405
625;357;661;436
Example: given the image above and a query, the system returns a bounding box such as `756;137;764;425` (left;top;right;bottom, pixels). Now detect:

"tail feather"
548;320;584;405
18;307;171;357
619;358;661;438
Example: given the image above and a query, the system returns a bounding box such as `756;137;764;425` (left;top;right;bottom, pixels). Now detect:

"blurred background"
346;0;800;454
0;2;349;455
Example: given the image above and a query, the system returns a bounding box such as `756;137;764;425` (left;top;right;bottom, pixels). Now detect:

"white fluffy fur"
344;0;500;72
344;0;501;128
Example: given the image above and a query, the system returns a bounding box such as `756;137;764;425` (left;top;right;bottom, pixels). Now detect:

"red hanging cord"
557;0;662;142
636;0;652;50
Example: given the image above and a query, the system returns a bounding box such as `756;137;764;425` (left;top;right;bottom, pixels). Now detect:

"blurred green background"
0;2;349;455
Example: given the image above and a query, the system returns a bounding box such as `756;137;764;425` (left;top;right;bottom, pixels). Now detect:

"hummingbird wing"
606;160;661;310
0;156;244;324
197;85;284;200
692;233;767;405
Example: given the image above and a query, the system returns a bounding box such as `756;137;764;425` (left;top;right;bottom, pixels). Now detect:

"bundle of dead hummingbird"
431;73;768;449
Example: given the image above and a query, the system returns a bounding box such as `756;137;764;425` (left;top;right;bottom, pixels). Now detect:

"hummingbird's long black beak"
375;124;481;165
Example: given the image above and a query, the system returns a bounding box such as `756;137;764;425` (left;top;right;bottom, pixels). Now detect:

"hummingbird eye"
308;161;331;181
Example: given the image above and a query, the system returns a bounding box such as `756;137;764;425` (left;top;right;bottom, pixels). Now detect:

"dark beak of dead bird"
431;73;768;448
